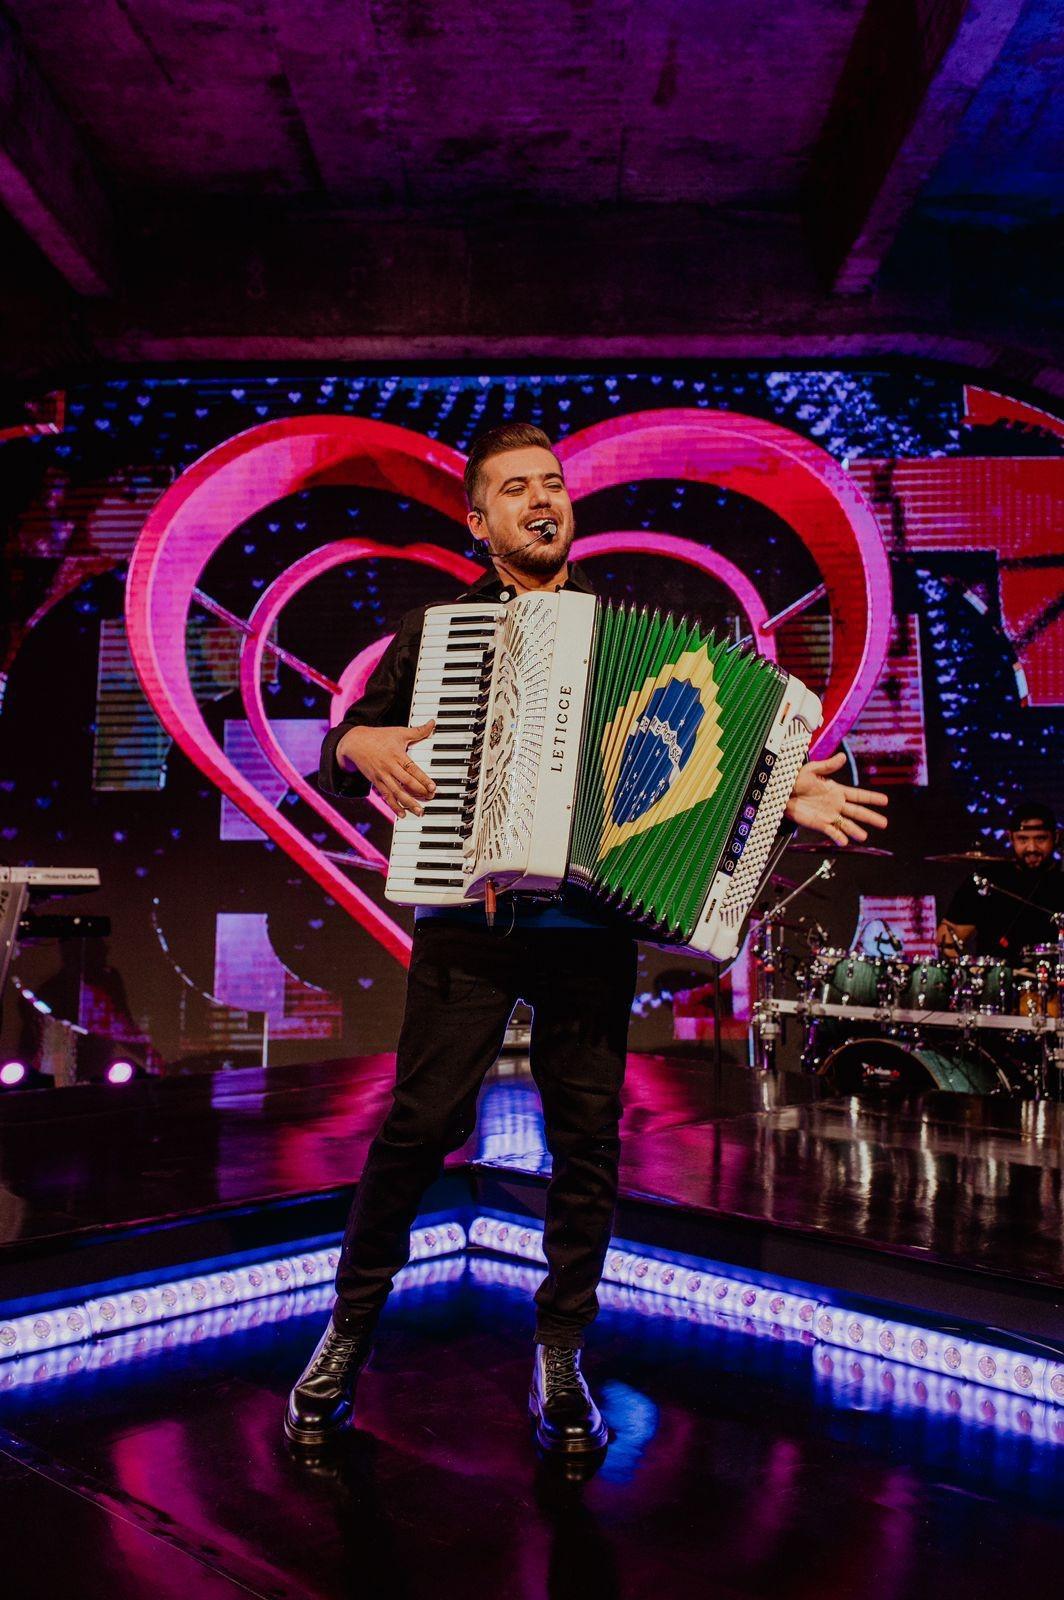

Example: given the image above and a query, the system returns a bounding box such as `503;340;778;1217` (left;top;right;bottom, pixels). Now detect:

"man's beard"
498;528;574;578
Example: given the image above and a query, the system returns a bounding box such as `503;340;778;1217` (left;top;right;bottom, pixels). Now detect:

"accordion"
385;592;821;959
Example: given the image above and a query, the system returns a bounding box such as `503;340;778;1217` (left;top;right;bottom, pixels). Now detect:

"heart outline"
127;417;470;966
126;410;890;968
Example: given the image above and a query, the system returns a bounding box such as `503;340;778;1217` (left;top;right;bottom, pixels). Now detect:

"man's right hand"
335;720;436;818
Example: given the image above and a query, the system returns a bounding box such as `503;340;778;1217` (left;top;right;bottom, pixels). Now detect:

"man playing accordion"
285;424;888;1460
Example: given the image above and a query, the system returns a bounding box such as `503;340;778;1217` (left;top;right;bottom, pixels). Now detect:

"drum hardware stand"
794;924;832;1070
750;857;834;1074
973;878;1063;1097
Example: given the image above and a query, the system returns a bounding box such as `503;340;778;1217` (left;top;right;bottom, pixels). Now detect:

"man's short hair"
463;423;559;509
1009;799;1056;833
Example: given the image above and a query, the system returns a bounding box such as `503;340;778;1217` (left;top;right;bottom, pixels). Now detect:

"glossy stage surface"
1;1054;1062;1312
4;1253;1064;1600
2;1054;1064;1598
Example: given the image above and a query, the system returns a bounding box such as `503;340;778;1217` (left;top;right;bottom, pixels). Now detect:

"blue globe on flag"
611;680;705;827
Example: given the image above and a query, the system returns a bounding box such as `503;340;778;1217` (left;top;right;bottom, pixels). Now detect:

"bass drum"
819;1035;1005;1095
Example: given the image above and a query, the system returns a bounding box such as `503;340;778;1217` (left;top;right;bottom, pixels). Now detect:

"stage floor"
1;1053;1062;1332
2;1054;1063;1598
3;1249;1063;1600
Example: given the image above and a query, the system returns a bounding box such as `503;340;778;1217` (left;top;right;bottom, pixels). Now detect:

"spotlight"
106;1061;135;1085
0;1061;26;1088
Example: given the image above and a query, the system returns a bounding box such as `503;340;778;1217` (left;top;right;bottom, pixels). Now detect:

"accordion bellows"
385;591;822;959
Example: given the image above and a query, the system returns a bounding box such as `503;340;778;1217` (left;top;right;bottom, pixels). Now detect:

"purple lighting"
0;1062;26;1087
107;1061;135;1085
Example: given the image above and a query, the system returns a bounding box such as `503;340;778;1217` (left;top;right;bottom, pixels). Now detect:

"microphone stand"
971;871;1063;924
749;857;835;1074
971;871;1064;965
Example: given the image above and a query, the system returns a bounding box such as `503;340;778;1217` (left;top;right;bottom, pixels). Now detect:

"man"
937;801;1064;963
285;423;889;1457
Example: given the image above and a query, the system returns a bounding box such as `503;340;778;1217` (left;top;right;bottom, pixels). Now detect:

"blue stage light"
1;1211;1060;1446
0;1221;467;1362
469;1215;1064;1410
0;1260;468;1396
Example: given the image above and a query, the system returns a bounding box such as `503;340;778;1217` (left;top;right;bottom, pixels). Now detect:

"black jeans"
334;920;638;1347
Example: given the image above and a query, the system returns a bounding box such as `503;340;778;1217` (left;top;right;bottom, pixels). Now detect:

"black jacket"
318;561;597;800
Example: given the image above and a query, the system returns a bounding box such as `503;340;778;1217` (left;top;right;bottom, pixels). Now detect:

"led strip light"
0;1221;466;1363
2;1213;1060;1419
465;1257;1064;1447
3;1248;1059;1449
467;1216;1064;1408
0;1260;469;1396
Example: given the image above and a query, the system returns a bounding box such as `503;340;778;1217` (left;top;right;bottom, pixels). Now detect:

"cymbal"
786;841;894;857
923;850;1006;863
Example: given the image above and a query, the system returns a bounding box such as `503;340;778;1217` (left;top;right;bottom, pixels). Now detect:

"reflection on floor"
2;1256;1062;1600
2;1054;1062;1301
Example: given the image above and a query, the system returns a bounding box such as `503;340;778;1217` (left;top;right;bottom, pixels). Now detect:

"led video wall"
1;369;1061;1071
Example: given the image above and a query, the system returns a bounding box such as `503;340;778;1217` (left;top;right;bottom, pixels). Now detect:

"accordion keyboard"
386;592;597;906
385;605;502;903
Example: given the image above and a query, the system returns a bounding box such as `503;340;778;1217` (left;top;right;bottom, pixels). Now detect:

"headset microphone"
480;521;559;558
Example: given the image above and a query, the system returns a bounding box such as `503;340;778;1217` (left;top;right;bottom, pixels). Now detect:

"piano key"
390;849;465;867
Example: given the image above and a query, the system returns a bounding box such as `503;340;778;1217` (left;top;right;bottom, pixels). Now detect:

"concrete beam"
807;0;1026;294
87;202;818;352
76;201;1063;388
0;7;116;295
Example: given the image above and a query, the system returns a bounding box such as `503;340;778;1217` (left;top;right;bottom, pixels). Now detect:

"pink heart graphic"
126;410;890;967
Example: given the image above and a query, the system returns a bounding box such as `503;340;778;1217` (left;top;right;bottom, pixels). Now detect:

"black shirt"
945;859;1064;962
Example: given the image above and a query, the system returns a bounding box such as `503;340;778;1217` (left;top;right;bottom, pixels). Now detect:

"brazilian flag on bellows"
569;603;786;939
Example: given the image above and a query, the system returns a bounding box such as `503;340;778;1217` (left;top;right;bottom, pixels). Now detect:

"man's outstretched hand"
784;752;888;846
336;719;436;818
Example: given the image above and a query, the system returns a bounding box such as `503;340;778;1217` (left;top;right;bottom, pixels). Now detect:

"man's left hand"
785;752;889;846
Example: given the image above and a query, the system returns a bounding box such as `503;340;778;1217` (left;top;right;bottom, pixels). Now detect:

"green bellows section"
569;601;785;939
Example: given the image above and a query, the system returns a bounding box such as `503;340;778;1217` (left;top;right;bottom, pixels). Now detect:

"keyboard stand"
0;879;30;1017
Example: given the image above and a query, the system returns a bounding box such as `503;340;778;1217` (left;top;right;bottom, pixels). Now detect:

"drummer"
936;801;1064;963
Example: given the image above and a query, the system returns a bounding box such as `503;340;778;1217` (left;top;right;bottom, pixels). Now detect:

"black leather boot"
529;1344;608;1455
284;1316;373;1448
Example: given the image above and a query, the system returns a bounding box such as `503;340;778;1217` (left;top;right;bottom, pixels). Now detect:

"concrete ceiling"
0;0;1060;386
4;0;872;208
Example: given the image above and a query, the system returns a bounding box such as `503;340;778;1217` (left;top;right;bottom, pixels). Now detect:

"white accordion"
385;590;821;960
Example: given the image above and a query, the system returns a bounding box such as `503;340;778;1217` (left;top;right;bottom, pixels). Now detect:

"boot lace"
543;1346;584;1397
318;1329;366;1375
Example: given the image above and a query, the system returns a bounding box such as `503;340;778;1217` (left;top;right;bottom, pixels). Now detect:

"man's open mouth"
526;518;558;537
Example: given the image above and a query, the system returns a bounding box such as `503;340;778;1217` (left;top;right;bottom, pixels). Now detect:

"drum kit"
750;844;1064;1098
